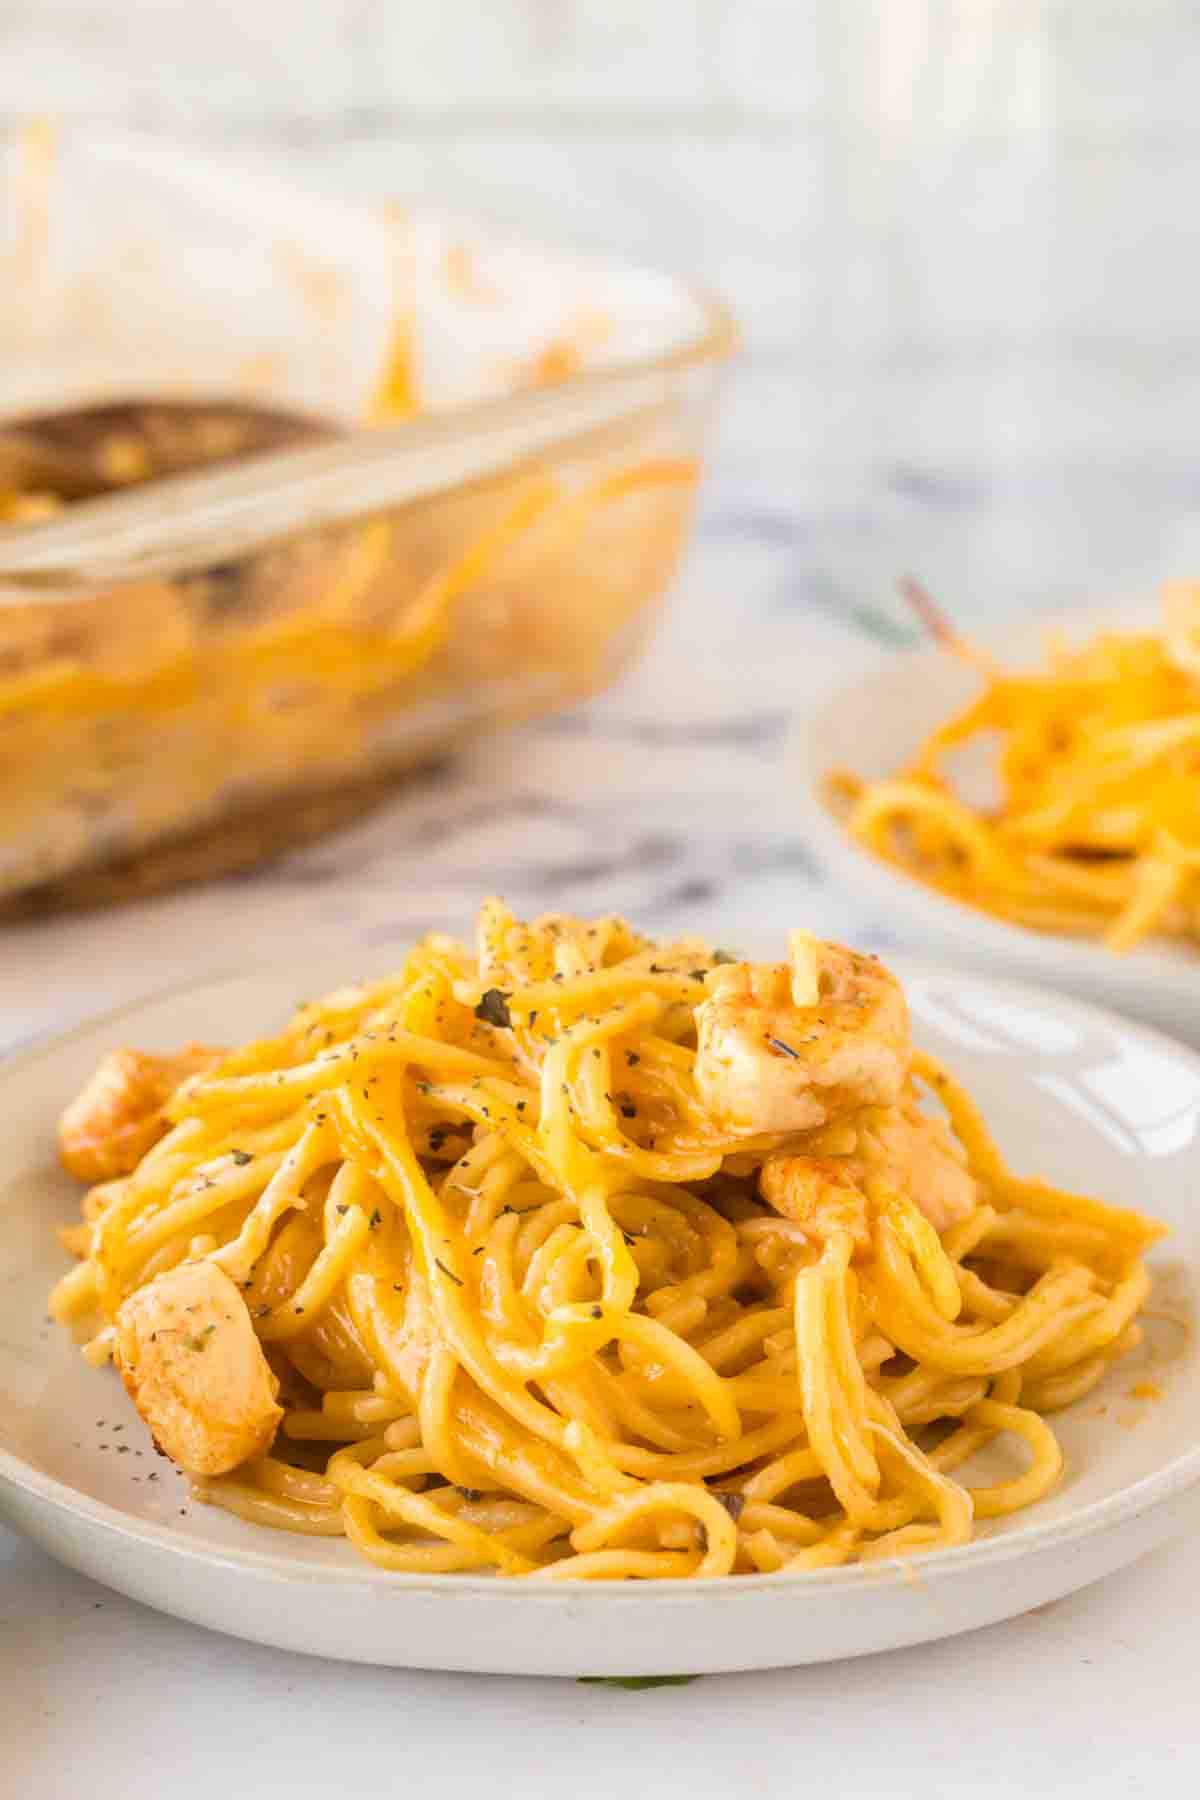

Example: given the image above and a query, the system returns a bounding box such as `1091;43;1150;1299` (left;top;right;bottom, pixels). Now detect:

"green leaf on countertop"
808;573;919;647
845;603;918;646
578;1675;699;1690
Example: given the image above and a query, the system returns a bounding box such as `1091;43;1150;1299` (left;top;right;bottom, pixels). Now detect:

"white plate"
2;952;1199;1676
793;601;1200;1047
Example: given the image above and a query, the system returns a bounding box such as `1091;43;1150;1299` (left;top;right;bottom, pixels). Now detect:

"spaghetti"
829;584;1200;952
50;902;1163;1578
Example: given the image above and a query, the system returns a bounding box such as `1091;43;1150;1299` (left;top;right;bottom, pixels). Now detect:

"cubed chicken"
867;1099;977;1233
695;933;911;1136
58;1044;221;1183
758;1155;872;1254
758;1095;976;1248
114;1261;283;1476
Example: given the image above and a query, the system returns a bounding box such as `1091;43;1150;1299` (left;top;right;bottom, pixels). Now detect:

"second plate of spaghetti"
1;906;1197;1674
795;599;1200;1046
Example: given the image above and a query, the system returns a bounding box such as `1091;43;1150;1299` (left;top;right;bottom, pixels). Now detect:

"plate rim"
3;949;1200;1600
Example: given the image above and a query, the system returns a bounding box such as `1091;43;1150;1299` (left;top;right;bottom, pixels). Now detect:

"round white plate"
793;600;1200;1047
2;952;1198;1676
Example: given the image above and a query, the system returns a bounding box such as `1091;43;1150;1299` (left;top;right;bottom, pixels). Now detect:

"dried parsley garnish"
474;988;513;1029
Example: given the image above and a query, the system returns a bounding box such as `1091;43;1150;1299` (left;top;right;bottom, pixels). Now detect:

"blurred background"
3;0;1196;619
3;0;1198;1030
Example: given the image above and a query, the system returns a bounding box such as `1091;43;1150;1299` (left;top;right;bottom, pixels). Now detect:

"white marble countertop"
3;1519;1198;1799
4;438;1199;1794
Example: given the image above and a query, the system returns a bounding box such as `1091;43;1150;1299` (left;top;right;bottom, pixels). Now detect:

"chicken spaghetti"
49;902;1163;1578
829;584;1200;952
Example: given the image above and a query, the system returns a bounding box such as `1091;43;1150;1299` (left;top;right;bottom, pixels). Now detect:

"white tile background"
4;1;1199;615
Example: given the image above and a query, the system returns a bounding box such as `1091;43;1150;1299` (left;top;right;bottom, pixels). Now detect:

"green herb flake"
474;988;513;1029
229;1149;253;1166
434;1257;463;1288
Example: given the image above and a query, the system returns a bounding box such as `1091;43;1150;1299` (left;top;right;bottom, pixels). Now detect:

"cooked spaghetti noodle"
49;902;1164;1578
829;584;1200;952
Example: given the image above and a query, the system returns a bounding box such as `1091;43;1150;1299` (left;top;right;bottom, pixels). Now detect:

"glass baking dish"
0;129;734;908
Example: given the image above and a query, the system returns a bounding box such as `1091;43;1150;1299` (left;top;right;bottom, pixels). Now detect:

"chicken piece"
695;932;910;1137
58;1044;222;1183
759;1094;976;1249
864;1097;977;1233
759;1155;871;1254
114;1261;283;1477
